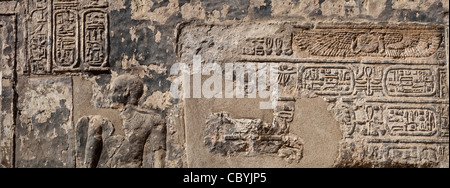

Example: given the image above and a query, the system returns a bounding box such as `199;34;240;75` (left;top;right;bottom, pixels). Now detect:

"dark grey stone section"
15;77;75;168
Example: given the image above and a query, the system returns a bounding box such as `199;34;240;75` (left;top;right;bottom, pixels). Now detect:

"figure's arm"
77;115;116;168
76;117;90;167
84;116;105;168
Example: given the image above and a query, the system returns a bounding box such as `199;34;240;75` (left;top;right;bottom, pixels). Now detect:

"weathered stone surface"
205;111;304;163
0;78;14;168
165;103;188;168
16;77;75;168
0;0;448;168
179;22;449;168
0;13;16;168
0;14;15;79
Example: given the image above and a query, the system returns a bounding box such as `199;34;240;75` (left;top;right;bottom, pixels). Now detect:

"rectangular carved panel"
383;67;436;97
386;106;438;136
81;3;109;71
25;0;110;75
299;66;354;95
53;0;80;72
26;0;51;75
293;25;445;61
179;23;449;168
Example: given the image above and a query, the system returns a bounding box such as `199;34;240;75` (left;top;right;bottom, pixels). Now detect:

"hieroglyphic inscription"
277;64;296;86
354;66;384;96
293;25;444;60
439;105;449;137
439;69;449;98
235;24;449;167
299;66;354;95
387;146;419;163
386;106;438;136
357;144;448;166
242;37;293;56
26;0;109;74
53;0;79;71
355;105;385;137
274;101;295;124
27;0;51;74
295;65;445;99
352;103;449;139
384;67;436;97
81;3;109;71
274;63;298;98
337;100;448;166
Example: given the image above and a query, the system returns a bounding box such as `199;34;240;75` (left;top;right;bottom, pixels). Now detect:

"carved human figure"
76;75;166;168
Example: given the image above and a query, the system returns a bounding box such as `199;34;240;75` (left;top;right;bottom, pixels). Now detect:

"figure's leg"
99;135;124;168
153;150;166;168
76;116;104;168
143;124;166;168
75;117;90;167
85;116;111;168
76;116;116;168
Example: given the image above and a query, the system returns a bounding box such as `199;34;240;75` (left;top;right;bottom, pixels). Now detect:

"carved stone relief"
75;75;166;168
294;25;448;167
25;0;109;75
0;0;448;168
179;23;449;168
26;0;51;74
293;25;444;60
205;111;304;163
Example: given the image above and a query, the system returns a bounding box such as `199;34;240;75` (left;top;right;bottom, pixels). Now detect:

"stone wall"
0;0;448;168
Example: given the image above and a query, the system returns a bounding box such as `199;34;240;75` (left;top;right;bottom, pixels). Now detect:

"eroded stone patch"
205;112;304;163
16;77;75;168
